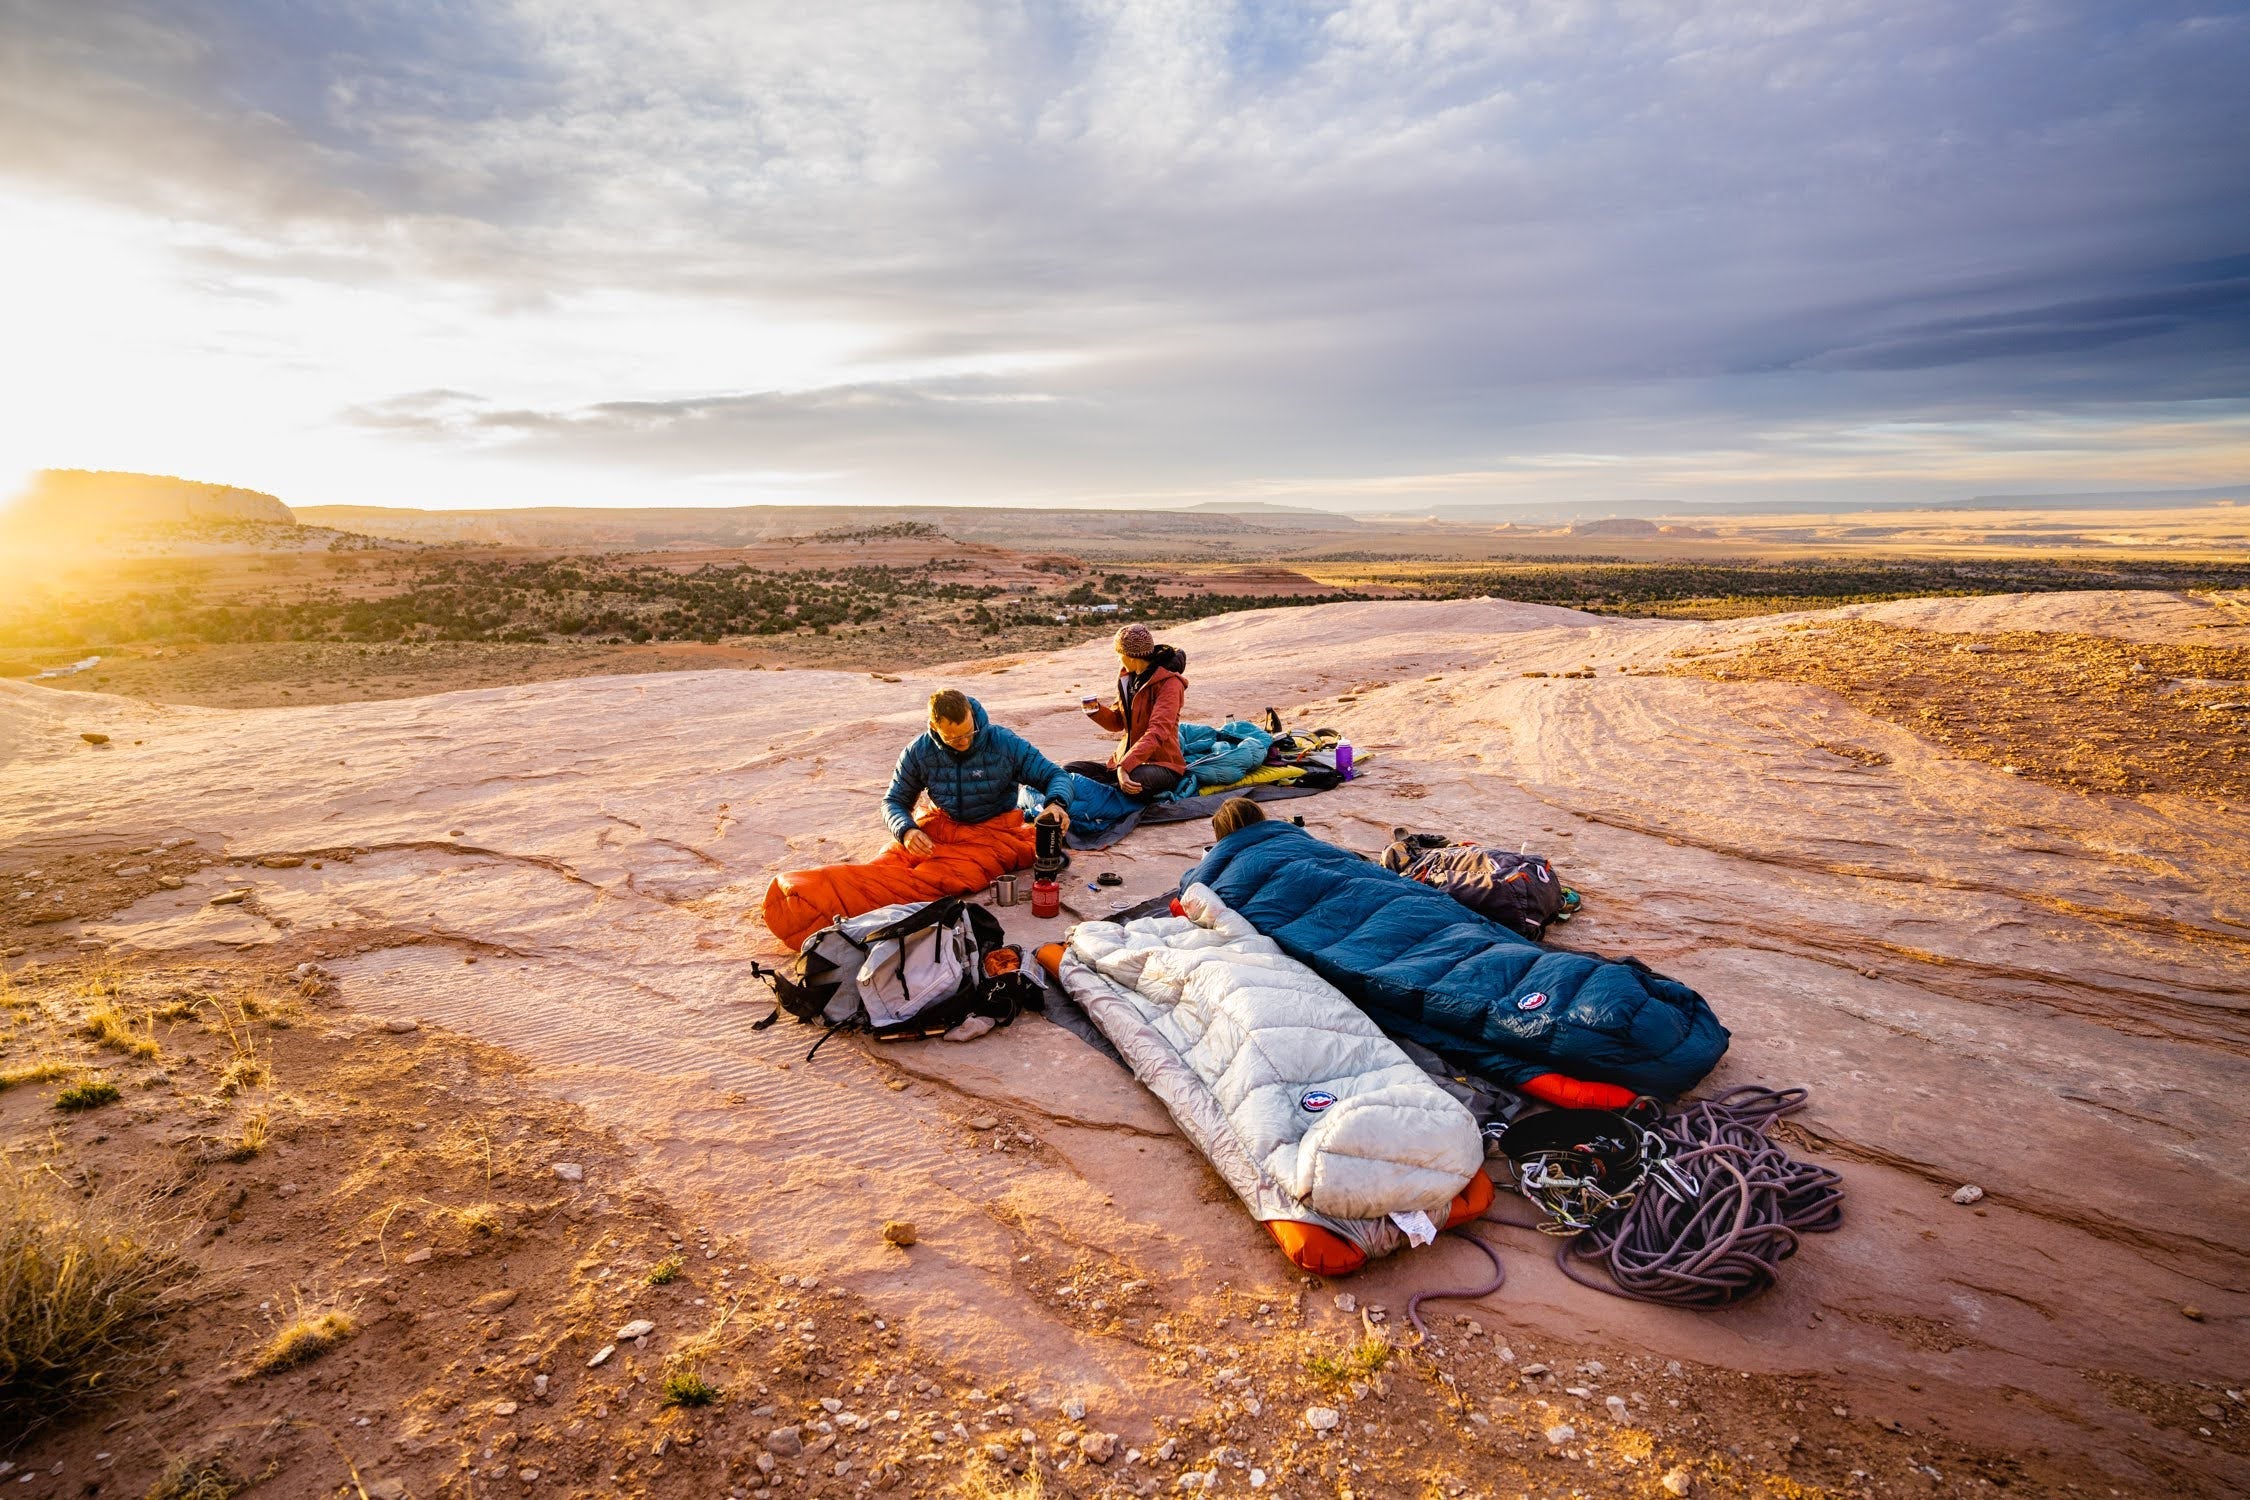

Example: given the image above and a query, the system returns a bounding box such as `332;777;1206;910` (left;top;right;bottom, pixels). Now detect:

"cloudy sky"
3;0;2246;513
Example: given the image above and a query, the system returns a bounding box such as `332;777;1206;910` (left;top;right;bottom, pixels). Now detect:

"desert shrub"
56;1079;121;1111
647;1256;683;1285
0;1161;186;1430
659;1366;719;1407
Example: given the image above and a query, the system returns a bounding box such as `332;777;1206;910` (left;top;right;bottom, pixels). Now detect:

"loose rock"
209;890;251;906
384;1017;419;1034
587;1344;615;1368
1951;1184;1985;1205
472;1289;521;1314
765;1426;805;1457
881;1221;917;1247
1081;1432;1119;1464
614;1319;655;1341
1303;1406;1341;1432
402;1247;433;1265
552;1162;583;1181
1062;1397;1086;1421
969;1115;1000;1131
1544;1423;1576;1445
80;732;109;745
1660;1466;1695;1496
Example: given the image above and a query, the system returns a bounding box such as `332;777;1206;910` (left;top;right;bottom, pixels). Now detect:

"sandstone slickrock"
10;591;2245;1493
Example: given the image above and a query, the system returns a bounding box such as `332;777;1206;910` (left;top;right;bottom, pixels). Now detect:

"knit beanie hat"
1114;623;1155;658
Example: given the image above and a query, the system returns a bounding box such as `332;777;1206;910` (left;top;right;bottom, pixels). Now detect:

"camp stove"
1030;812;1066;918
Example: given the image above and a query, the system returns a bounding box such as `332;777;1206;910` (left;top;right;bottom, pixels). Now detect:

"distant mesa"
3;469;296;534
1567;517;1663;538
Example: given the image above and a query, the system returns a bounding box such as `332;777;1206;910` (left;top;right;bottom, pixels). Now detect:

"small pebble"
587;1344;615;1368
1303;1407;1340;1432
969;1116;1000;1131
881;1221;917;1248
552;1163;583;1181
614;1319;655;1341
384;1017;419;1034
1950;1184;1985;1206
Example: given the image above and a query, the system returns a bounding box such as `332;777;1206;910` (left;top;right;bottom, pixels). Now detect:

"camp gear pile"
754;895;1039;1056
1186;820;1728;1099
1060;884;1493;1274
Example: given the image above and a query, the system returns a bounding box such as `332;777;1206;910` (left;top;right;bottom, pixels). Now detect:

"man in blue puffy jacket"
885;689;1072;856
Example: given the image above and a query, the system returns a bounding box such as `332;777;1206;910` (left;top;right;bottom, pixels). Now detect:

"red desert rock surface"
2;591;2244;1498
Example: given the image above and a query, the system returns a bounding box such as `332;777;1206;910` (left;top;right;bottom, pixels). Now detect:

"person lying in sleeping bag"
760;689;1072;950
1183;800;1729;1104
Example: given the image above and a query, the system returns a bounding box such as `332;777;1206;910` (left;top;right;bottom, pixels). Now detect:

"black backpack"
751;896;1040;1059
1382;829;1573;940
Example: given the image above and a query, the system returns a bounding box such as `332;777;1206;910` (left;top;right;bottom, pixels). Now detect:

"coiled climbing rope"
1557;1085;1844;1307
1405;1085;1845;1331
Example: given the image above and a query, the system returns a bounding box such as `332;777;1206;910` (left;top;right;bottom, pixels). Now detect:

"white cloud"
0;0;2244;509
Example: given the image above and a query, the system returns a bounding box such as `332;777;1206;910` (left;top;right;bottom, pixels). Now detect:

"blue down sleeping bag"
1184;821;1729;1098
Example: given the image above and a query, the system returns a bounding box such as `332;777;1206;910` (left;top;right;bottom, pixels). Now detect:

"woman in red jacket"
1071;623;1189;800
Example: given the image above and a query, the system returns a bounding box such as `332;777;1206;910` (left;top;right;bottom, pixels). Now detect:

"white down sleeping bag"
1060;884;1484;1266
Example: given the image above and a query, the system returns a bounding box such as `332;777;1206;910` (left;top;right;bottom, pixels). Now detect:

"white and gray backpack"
751;896;1037;1058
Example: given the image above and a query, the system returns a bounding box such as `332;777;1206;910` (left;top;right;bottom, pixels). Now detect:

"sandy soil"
4;592;2247;1498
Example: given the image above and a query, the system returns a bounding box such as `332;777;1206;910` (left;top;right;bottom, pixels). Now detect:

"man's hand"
902;828;935;857
1117;768;1142;795
1043;801;1072;834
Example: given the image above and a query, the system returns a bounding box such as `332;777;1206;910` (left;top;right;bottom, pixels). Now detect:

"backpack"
1382;829;1574;940
750;896;1041;1059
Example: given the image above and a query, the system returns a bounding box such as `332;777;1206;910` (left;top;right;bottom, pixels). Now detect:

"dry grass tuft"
214;1055;270;1097
207;1110;269;1164
0;1059;74;1093
951;1457;1048;1499
1307;1334;1394;1384
0;1160;187;1427
83;1003;160;1058
455;1202;504;1236
144;1453;245;1500
251;1305;356;1375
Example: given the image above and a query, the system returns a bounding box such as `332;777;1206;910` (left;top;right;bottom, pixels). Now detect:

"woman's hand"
902;828;935;857
1117;768;1143;795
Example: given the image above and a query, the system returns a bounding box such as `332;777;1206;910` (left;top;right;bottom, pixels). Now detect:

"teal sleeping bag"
1184;821;1728;1098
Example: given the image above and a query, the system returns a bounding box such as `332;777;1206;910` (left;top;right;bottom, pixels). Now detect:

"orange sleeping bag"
761;808;1036;951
